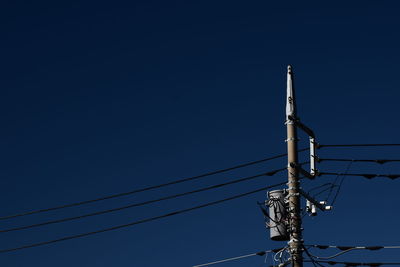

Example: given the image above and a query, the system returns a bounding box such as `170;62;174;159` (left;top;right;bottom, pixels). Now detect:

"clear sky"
1;1;400;266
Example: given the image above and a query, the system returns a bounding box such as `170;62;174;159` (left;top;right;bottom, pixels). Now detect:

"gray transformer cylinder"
267;189;289;241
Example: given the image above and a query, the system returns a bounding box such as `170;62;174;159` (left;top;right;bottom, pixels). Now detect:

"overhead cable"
309;245;400;251
330;161;353;205
317;158;400;164
0;150;308;221
303;245;326;267
308;247;368;260
312;185;337;198
306;161;352;204
0;183;285;253
192;249;279;267
306;183;337;200
307;183;333;194
317;143;400;149
323;163;351;202
305;245;400;261
319;172;400;180
0;168;287;233
307;260;400;266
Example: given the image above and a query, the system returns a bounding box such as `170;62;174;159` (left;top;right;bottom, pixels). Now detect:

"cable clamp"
285;137;299;142
284;120;295;125
288;238;302;245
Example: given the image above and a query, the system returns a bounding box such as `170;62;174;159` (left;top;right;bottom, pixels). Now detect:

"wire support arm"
290;162;315;179
287;115;315;138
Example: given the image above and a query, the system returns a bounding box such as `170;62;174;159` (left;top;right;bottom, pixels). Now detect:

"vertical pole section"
285;65;303;267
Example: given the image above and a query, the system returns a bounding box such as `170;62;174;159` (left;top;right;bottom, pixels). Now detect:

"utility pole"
285;65;303;267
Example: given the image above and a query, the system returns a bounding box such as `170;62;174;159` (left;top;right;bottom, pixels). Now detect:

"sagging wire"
308;260;400;266
192;248;284;267
305;245;400;261
273;246;290;266
318;172;400;180
263;251;269;265
1;169;288;234
310;245;400;250
317;143;400;148
307;247;359;260
258;251;269;267
307;183;334;195
192;251;268;267
303;161;353;207
303;245;326;267
0;149;310;221
330;161;353;206
313;185;338;199
317;158;400;164
0;184;285;254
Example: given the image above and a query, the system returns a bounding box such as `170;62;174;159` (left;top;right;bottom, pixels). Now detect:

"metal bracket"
290;162;315;179
285;137;299;142
287;193;300;198
299;189;332;212
287;115;318;176
310;137;318;176
287;115;315;138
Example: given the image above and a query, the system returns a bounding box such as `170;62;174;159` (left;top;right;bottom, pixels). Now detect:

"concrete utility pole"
285;65;303;267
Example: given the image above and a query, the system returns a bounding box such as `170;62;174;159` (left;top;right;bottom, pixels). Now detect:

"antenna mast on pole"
285;65;304;267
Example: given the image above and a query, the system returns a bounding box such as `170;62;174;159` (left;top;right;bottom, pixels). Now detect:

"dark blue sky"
1;1;400;266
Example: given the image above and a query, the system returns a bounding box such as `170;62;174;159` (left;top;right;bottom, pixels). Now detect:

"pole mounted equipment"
267;189;289;241
285;66;296;125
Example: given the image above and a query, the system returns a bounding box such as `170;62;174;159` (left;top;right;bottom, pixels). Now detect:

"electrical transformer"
267;189;289;241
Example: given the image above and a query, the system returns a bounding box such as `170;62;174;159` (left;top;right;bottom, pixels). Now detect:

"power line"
323;162;352;203
312;185;337;199
303;245;326;267
307;183;332;194
309;245;400;250
0;168;287;233
308;260;400;266
319;172;400;180
317;143;400;149
0;183;286;253
305;245;400;261
307;248;370;260
192;249;276;267
330;162;353;205
0;150;309;221
317;158;400;164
